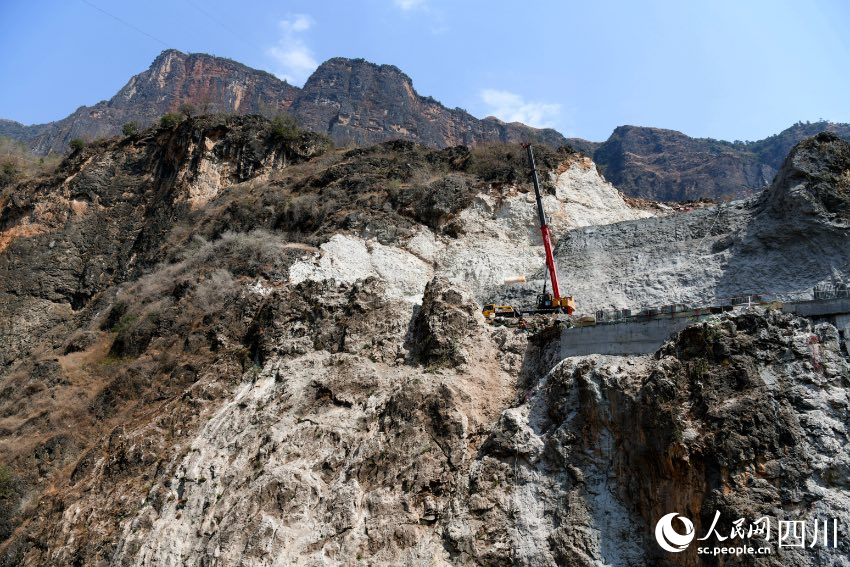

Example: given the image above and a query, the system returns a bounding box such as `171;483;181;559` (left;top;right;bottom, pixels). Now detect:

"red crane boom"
524;144;576;315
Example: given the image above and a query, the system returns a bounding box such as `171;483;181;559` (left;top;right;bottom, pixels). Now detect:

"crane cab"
536;293;576;315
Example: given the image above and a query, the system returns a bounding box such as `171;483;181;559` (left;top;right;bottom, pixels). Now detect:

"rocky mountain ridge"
1;50;300;156
0;115;848;565
0;50;564;157
581;121;850;202
3;50;849;201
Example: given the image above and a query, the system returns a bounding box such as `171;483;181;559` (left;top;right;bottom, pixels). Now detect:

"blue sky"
1;0;848;142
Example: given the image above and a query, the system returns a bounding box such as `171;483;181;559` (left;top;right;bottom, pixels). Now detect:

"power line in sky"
78;0;172;49
183;0;267;54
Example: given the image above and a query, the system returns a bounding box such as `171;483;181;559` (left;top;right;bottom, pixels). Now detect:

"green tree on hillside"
160;113;182;129
268;113;300;143
0;161;18;188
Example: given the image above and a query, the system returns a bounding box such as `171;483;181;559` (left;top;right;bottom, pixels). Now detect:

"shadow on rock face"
405;276;481;368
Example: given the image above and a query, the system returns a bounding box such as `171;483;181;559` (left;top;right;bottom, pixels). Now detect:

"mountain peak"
293;56;567;148
151;48;186;62
313;57;413;81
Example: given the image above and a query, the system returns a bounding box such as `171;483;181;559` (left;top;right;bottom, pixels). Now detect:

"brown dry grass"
0;223;47;254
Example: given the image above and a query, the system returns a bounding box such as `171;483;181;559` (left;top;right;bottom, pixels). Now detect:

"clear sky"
1;0;848;142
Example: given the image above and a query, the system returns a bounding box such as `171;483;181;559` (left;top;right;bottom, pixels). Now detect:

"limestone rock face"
408;276;482;367
481;311;850;566
757;132;850;230
514;133;850;312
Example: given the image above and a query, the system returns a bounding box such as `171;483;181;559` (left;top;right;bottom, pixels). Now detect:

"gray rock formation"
486;310;850;566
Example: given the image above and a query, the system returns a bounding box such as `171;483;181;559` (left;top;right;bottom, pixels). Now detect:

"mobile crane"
524;143;575;315
482;145;576;319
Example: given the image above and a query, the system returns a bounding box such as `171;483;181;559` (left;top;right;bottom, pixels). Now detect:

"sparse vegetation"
69;138;86;152
469;142;574;184
0;465;21;541
178;103;196;118
122;121;139;136
0;136;61;186
159;112;182;129
267;113;300;143
0;161;18;188
105;230;290;359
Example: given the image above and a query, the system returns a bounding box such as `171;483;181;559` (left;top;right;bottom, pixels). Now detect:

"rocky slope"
0;117;848;565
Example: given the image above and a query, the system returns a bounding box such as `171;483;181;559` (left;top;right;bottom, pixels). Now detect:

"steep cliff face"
4;51;566;158
5;50;850;203
591;125;774;202
1;118;848;565
486;310;850;566
14;50;300;155
290;58;567;149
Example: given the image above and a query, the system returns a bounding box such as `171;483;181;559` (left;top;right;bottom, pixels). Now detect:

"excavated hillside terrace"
0;118;848;566
501;132;850;314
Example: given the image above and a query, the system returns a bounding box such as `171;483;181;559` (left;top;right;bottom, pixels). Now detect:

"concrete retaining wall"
558;298;850;359
782;297;850;318
560;316;700;357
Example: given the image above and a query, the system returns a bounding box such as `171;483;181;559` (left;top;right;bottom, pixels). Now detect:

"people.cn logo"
655;513;696;552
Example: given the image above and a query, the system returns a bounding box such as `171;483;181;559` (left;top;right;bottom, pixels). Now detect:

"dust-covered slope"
1;117;849;566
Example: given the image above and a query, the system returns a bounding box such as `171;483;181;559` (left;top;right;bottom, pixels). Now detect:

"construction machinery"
524;143;576;315
481;144;576;319
482;304;520;319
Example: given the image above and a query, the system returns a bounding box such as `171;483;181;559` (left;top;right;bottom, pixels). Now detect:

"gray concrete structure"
559;297;850;359
560;316;702;357
781;297;850;318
